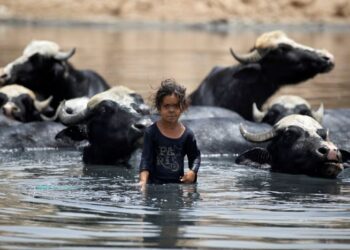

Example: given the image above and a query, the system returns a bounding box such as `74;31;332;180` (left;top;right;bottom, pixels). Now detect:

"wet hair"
154;78;189;111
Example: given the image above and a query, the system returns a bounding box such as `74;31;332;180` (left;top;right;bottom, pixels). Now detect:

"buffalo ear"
233;63;261;83
0;93;9;107
340;149;350;169
236;147;272;169
55;125;88;142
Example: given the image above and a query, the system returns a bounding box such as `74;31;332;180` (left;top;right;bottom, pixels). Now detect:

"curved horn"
230;48;268;64
58;101;89;125
54;48;76;61
239;123;277;142
311;103;324;124
34;96;53;112
40;100;64;121
252;103;266;122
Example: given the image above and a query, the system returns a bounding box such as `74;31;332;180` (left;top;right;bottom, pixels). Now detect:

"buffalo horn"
40;100;64;121
54;48;76;61
58;101;89;125
239;123;277;142
252;103;266;122
34;96;53;112
311;103;324;123
230;48;268;64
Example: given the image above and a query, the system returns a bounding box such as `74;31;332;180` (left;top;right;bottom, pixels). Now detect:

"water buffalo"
54;98;268;163
42;89;349;167
0;121;80;149
55;86;152;165
252;95;323;125
236;115;350;178
189;30;334;120
0;84;52;122
0;40;109;109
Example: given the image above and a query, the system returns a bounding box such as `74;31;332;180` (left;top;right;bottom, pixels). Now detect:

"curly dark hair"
154;78;189;111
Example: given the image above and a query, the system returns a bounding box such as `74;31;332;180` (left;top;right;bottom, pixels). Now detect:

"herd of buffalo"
0;30;349;179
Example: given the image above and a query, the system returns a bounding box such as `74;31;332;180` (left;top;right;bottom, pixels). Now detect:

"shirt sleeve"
139;128;154;173
186;130;201;173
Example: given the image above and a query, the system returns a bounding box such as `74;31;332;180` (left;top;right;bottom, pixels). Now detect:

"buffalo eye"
278;43;293;52
263;108;281;124
267;109;280;118
295;104;312;116
299;108;312;116
317;129;328;140
131;103;150;115
281;126;302;141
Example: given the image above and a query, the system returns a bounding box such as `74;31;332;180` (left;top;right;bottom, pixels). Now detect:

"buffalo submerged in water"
0;84;52;122
236;114;350;178
54;86;152;165
252;95;324;125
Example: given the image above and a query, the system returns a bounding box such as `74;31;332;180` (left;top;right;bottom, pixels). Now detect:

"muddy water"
0;25;350;249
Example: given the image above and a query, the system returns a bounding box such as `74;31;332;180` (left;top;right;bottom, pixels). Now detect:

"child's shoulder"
145;122;157;133
183;124;195;138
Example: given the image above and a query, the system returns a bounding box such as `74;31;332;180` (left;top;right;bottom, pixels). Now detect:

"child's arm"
180;169;196;183
139;170;149;191
139;127;154;190
181;131;201;184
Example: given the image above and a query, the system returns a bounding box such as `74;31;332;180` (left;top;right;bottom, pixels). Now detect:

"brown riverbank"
0;0;350;26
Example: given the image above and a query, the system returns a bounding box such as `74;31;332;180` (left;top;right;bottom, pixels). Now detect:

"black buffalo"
0;40;109;109
236;114;350;178
55;99;350;165
55;86;152;165
0;121;82;149
252;95;323;125
189;30;334;120
0;84;52;122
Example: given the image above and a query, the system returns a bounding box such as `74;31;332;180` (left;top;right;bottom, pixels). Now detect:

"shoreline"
1;17;350;33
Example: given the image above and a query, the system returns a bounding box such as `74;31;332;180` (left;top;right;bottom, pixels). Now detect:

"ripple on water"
0;148;350;249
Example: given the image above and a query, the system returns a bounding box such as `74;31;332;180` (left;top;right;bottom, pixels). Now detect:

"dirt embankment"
0;0;350;25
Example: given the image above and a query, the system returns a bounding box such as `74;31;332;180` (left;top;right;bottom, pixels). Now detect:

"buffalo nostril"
66;107;73;114
317;146;329;156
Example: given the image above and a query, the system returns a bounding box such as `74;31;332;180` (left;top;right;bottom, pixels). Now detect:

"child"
139;78;201;190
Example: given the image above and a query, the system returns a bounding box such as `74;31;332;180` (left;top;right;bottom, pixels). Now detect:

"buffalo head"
236;115;350;178
0;40;109;109
0;40;75;87
55;86;152;165
0;84;52;122
253;95;323;125
230;30;334;84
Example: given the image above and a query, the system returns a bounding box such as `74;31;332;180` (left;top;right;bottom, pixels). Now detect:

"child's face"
159;94;182;124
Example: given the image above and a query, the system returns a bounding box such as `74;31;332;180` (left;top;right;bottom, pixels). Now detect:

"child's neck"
157;120;185;138
159;119;180;129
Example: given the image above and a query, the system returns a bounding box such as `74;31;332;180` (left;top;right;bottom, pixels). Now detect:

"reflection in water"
141;184;200;248
234;169;342;202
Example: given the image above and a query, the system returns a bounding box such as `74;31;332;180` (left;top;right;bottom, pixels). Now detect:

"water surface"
0;25;350;249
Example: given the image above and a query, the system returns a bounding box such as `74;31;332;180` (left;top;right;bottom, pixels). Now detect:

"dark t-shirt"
139;122;201;184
